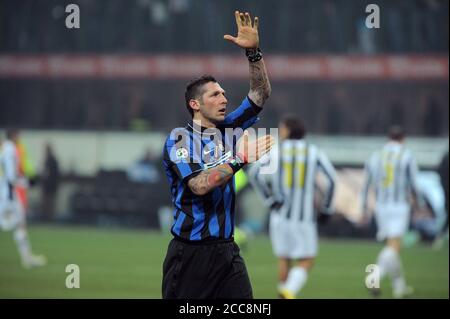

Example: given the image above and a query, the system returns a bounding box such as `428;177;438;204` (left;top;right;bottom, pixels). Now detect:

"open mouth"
218;108;226;115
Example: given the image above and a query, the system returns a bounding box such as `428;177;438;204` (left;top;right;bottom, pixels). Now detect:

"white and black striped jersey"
248;151;280;209
0;140;18;202
361;141;424;211
248;139;337;222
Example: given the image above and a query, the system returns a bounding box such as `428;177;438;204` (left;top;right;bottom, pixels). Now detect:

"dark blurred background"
0;0;448;135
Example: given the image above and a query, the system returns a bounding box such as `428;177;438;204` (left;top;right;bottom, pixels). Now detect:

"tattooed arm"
187;135;275;196
224;11;271;107
188;164;234;196
248;59;271;107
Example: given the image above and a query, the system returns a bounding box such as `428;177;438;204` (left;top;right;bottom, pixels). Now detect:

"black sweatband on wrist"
245;47;263;63
227;154;246;174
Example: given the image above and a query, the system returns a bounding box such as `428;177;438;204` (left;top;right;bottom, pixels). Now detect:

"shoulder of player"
402;149;416;163
306;143;318;152
163;127;192;161
366;151;380;166
299;141;320;156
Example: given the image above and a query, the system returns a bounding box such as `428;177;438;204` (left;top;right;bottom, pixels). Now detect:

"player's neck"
192;116;217;129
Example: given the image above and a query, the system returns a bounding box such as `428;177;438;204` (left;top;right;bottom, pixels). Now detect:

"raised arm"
360;157;374;220
224;11;271;107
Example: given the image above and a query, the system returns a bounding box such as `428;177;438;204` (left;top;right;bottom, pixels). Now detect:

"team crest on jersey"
175;147;189;159
214;142;225;158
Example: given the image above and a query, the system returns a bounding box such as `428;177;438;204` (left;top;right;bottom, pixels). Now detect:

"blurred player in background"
249;116;336;299
361;125;424;298
16;135;37;216
433;150;449;248
162;11;272;299
233;168;250;249
0;129;46;268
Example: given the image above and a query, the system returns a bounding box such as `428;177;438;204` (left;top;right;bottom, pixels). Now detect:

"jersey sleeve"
406;153;425;208
222;96;262;130
360;153;376;214
163;130;203;183
316;149;337;213
248;156;275;207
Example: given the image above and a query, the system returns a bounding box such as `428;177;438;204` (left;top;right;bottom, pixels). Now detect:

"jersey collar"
187;122;218;136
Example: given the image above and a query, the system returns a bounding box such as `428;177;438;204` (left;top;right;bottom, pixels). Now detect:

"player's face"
198;82;228;125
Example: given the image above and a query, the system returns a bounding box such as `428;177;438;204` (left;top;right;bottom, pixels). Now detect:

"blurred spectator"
324;0;345;52
127;148;161;183
423;96;443;136
1;0;448;54
356;16;377;54
423;0;441;50
326;101;342;134
168;0;191;50
40;143;60;221
127;87;152;131
389;101;405;128
386;1;406;52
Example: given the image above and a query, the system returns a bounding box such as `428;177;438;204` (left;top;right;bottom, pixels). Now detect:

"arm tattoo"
188;164;234;196
248;59;271;107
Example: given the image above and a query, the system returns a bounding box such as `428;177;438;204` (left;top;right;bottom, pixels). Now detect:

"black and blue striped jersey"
163;96;262;241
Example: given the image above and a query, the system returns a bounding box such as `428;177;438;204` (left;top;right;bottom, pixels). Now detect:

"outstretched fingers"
254;16;259;30
234;10;242;27
223;34;237;43
260;135;274;151
244;12;252;27
239;12;246;26
254;135;275;160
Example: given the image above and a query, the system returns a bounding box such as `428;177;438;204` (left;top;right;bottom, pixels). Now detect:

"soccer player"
433;151;448;249
161;11;272;299
361;125;424;298
0;129;46;268
248;116;337;299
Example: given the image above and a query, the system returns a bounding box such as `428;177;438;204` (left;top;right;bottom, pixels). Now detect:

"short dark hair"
281;115;306;139
388;125;405;141
185;75;217;117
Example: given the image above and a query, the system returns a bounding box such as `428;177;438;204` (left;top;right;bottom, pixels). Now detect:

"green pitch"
0;225;448;298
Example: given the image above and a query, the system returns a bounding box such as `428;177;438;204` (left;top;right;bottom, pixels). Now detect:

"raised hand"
224;11;259;49
237;131;274;163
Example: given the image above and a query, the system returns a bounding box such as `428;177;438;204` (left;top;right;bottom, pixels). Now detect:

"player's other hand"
237;131;274;163
224;11;259;49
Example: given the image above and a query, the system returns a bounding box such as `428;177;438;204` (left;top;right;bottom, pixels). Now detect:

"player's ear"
189;99;200;112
